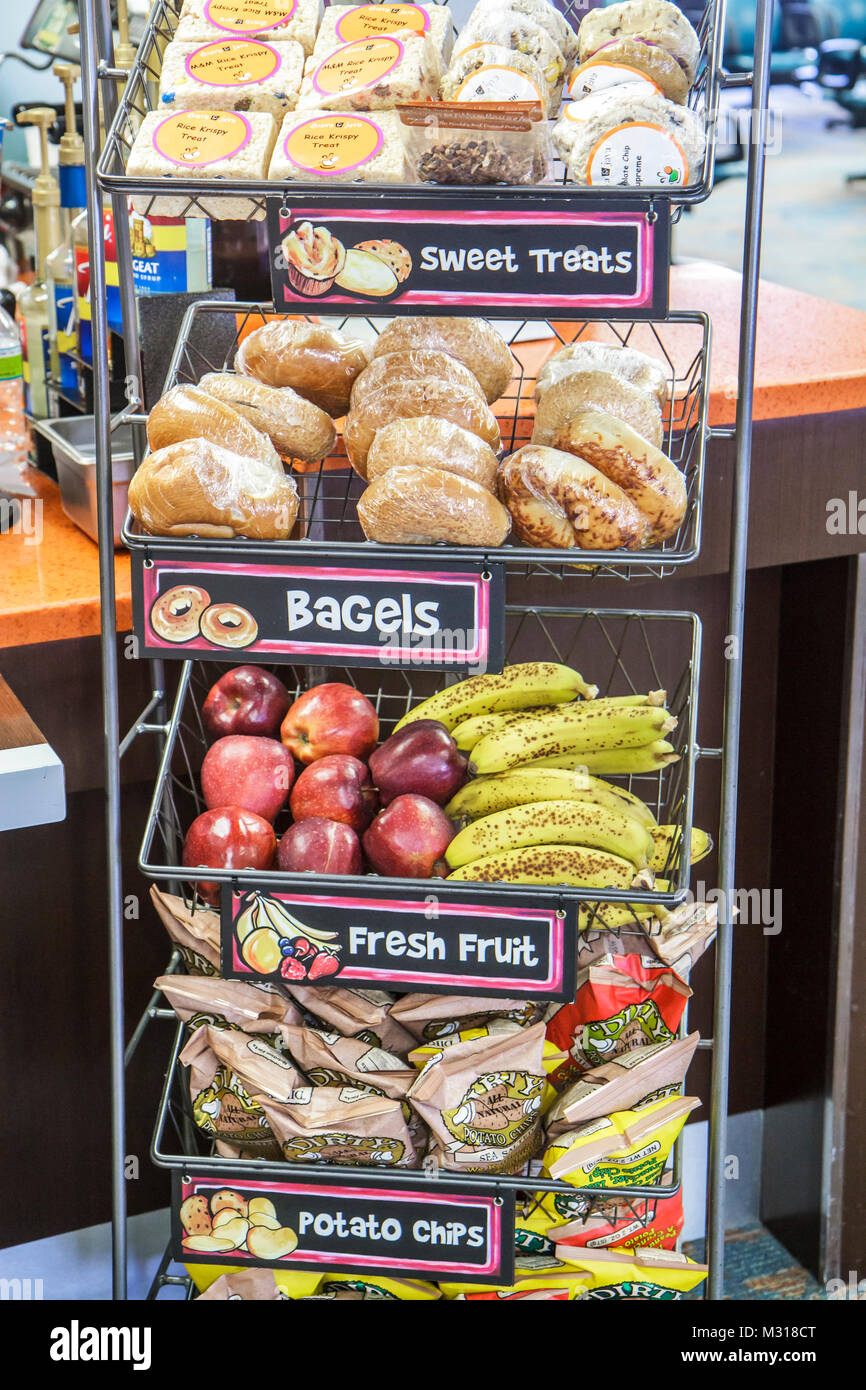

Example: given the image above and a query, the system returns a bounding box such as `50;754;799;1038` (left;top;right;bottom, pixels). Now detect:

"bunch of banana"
468;702;678;777
649;825;713;874
393;662;599;734
445;767;658;827
447;845;650;888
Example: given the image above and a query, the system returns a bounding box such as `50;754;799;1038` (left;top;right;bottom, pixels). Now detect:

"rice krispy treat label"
312;37;404;95
284;114;384;174
587;123;689;189
455;65;544;104
185;39;282;85
568;63;662;100
153;110;252;166
204;0;297;33
336;4;430;41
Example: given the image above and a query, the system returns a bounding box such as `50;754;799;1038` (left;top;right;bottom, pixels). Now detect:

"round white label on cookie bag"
454;64;544;104
587;122;689;189
568;63;661;99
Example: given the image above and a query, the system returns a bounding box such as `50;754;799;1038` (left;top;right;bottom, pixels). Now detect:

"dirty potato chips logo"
443;1070;545;1158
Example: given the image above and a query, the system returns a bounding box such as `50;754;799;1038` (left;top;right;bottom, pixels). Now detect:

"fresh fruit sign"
174;1173;515;1282
133;554;504;670
223;887;578;999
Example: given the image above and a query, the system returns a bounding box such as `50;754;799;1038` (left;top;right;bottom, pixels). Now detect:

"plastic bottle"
0;290;29;471
17;108;62;418
50;63;86;402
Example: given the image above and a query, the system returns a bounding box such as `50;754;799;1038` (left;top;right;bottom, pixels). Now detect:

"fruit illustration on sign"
233;892;343;980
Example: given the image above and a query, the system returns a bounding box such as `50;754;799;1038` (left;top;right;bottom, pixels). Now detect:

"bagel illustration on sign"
150;584;211;643
199;602;258;649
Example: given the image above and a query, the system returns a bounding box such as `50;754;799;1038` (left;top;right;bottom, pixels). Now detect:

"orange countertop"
0;469;131;649
2;261;866;649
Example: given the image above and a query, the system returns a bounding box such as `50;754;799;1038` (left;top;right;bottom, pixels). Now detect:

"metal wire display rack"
121;306;711;581
140;607;701;905
78;0;776;1303
99;0;728;216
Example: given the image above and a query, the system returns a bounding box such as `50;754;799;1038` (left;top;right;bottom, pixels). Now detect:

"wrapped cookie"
258;1085;419;1165
269;108;407;182
389;992;538;1041
150;887;220;976
468;0;578;67
576;0;701;86
440;43;551;115
567;38;690;106
174;0;324;57
553;87;706;190
156;972;302;1037
296;33;440;112
453;7;567;107
313;3;454;65
157;37;305;120
407;1021;547;1173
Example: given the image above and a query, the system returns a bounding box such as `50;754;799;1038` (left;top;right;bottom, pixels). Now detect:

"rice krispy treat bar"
158;38;304;119
296;32;439;111
126;109;278;218
312;4;454;66
174;0;324;57
268;108;406;180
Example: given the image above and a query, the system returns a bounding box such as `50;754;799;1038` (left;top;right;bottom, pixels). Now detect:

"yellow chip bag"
555;1245;708;1299
514;1199;558;1257
543;1094;699;1187
306;1274;441;1300
440;1253;593;1300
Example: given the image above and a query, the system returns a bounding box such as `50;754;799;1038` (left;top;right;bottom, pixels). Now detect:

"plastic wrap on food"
235;318;370;415
469;0;578;66
356;463;511;546
440;42;551;114
312;3;454;64
371;315;514;404
157;37;305;120
350;348;485;411
197;371;337;461
128;438;300;539
147;384;284;472
126;109;277;220
453;7;567;106
345;377;501;476
296;32;440;111
536;339;670;406
497;444;651;551
399;98;551;185
553;88;707;189
268;108;407;182
553;409;686;542
175;0;324;57
576;0;701;84
566;38;689;105
365;415;500;491
532;368;664;449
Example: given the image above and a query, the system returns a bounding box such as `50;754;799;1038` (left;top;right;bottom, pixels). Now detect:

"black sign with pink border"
173;1170;515;1284
221;885;577;1000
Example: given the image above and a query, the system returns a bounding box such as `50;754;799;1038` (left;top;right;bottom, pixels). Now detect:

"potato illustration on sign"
180;1187;298;1259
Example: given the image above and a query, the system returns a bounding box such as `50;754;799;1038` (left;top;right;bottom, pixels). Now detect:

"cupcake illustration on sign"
282;219;411;299
282;221;347;295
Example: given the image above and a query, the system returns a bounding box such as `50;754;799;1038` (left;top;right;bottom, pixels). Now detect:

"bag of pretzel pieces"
150;886;220;975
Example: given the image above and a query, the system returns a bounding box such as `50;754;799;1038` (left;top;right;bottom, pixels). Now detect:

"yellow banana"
649;826;713;874
583;691;667;708
578;901;659;932
450;707;557;753
257;895;339;946
445;799;654;872
447;844;649;888
470;705;677;776
508;741;680;775
446;768;657;828
393;662;599;733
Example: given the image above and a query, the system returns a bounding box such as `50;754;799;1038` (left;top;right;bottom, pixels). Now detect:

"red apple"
280;682;379;764
277;818;362;875
363;794;454;879
202;665;291;740
289;754;378;831
369;719;467;807
201;735;295;823
183;806;277;905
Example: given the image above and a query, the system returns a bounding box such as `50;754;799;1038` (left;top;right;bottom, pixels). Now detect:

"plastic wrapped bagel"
357;464;512;547
345;378;502;477
498;445;651;552
197;373;337;462
128;440;300;540
536;340;670;408
365;416;500;492
146;385;283;474
533;369;665;450
371;316;514;405
349;349;486;412
235;320;370;417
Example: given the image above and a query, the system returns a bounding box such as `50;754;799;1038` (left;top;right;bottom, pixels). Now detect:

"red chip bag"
547;1171;684;1252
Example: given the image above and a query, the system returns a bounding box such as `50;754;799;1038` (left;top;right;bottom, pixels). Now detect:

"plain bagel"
498;445;651;551
371;316;514;405
350;349;486;412
357;464;511;547
365;416;500;492
345;378;502;478
147;385;283;474
235;319;370;417
577;0;701;84
198;372;336;462
532;369;664;450
536;340;670;408
552;409;687;542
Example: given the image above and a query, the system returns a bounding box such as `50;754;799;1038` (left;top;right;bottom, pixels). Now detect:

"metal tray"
99;0;727;215
138;604;701;907
122;304;711;582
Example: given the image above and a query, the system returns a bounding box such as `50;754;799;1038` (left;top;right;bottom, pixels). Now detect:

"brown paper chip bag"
197;1269;285;1300
389;992;539;1041
258;1086;419;1168
180;1026;282;1147
641;900;719;975
150;886;221;976
283;984;415;1056
204;1025;307;1103
407;1021;547;1173
279;1025;415;1100
157;974;302;1037
545;1032;700;1138
214;1138;283;1162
